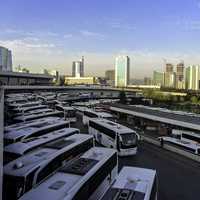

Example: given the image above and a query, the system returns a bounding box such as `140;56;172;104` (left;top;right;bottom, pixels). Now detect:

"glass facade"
0;47;12;72
115;56;130;87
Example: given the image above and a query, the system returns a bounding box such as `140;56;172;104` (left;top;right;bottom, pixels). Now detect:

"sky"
1;0;200;78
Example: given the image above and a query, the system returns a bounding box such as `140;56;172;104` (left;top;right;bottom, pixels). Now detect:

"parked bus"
56;105;76;122
172;129;200;144
158;136;200;155
13;105;47;113
13;110;63;123
4;117;69;145
4;128;79;164
19;147;118;200
3;134;94;200
100;166;158;200
4;117;61;133
89;119;139;156
82;109;114;125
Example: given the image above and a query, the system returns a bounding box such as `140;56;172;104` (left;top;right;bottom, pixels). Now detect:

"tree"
190;96;198;104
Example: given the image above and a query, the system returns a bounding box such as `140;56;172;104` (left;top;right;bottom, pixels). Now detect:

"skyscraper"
115;55;130;87
176;62;185;89
153;71;164;86
0;46;12;72
186;65;200;90
164;63;175;88
166;63;173;73
72;56;84;77
105;70;115;86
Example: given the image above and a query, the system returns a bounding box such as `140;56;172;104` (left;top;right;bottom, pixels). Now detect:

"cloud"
80;30;106;40
63;34;73;39
110;22;136;31
4;28;59;37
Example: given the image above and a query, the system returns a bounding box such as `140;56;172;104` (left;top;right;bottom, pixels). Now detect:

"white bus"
100;166;158;200
19;147;118;200
8;101;42;109
4;128;79;164
3;134;94;200
172;129;200;144
4;117;61;133
158;136;200;155
89;119;139;156
13;104;47;112
4;117;69;145
56;105;76;122
13;110;63;122
82;109;114;125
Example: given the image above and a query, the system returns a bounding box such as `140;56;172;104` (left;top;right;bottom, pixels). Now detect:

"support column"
0;87;4;200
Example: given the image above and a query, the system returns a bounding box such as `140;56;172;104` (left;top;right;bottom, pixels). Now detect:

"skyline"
1;0;200;78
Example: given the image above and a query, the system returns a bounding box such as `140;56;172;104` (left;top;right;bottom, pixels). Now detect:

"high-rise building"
166;63;173;73
144;77;152;85
186;65;200;90
0;46;12;72
176;62;185;89
164;72;176;88
115;55;130;87
153;71;164;86
164;63;175;88
72;56;84;77
105;70;115;86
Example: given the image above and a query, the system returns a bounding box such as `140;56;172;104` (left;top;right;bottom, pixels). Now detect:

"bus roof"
4;134;93;177
89;118;135;134
4;128;79;155
103;166;156;200
19;147;117;200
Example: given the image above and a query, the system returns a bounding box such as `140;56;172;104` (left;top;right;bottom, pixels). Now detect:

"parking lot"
73;115;200;200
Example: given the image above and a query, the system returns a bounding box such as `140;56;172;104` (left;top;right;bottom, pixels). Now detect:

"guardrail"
140;133;200;163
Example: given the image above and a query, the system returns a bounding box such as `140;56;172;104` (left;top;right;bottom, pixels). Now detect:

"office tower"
176;62;185;89
0;46;12;72
164;63;175;88
164;72;176;88
186;65;200;90
153;71;164;86
81;56;84;77
144;77;152;85
166;63;173;73
72;56;84;77
115;55;130;87
105;70;115;86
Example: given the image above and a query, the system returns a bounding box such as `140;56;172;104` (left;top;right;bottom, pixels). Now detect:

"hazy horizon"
1;0;200;78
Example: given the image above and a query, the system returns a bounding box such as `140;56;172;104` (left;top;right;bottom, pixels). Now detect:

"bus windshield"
120;133;137;147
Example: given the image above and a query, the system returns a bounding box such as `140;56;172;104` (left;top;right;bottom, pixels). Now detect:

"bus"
13;110;63;123
14;108;53;117
56;105;76;122
4;117;61;132
3;134;94;200
4;128;79;164
13;105;48;114
100;166;158;200
158;136;200;155
4;117;69;145
19;147;118;200
171;129;200;144
82;109;114;125
8;101;42;109
88;119;139;156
